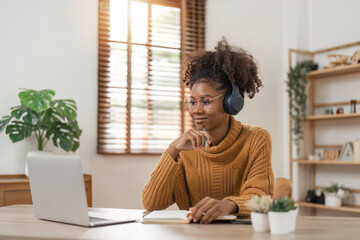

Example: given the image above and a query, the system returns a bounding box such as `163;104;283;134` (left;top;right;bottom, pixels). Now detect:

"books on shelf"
142;210;237;224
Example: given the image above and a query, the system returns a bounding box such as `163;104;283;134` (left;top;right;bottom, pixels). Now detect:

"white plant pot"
250;212;269;232
325;193;342;207
289;208;298;232
268;211;290;235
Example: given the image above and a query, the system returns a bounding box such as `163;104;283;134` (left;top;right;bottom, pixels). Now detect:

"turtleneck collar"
203;116;243;154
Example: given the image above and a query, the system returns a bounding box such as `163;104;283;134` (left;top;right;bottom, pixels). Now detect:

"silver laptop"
27;153;138;227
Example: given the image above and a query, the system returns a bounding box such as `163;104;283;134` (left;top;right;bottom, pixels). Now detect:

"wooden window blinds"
98;0;205;154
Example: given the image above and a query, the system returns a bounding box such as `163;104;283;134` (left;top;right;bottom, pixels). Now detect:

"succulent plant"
247;195;273;213
269;197;292;212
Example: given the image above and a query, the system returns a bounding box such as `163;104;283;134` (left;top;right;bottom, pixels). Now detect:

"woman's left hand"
188;197;237;224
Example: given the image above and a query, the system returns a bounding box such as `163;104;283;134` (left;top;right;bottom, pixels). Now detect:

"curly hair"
181;37;262;99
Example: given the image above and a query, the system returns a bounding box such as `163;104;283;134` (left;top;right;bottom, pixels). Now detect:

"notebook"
142;210;237;224
26;153;139;227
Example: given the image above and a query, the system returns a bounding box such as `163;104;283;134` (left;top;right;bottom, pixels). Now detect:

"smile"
194;118;207;123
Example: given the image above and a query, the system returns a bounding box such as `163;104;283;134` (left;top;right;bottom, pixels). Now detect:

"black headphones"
223;81;244;115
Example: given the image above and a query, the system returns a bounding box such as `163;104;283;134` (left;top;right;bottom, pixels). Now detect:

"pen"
202;126;208;147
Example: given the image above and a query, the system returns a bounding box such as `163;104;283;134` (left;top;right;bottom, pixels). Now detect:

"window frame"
97;0;205;155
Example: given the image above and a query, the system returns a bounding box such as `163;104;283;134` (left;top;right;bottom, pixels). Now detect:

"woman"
142;38;274;224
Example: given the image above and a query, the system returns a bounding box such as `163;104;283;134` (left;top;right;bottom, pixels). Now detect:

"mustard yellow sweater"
142;116;274;216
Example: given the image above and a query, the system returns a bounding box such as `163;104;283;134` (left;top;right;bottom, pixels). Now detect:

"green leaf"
46;122;80;152
10;105;27;119
71;141;80;152
51;99;77;120
23;110;41;126
11;105;40;126
41;108;54;129
68;120;82;138
0;115;13;133
5;121;33;143
19;89;55;113
270;197;292;212
286;60;317;154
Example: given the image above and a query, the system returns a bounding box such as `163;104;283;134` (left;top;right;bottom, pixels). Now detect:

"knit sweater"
142;116;274;216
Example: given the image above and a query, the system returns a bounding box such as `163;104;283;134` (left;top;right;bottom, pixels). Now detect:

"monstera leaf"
46;122;80;152
68;120;82;139
5;121;33;143
0;115;12;133
51;99;77;120
10;105;40;126
40;108;55;129
19;89;55;113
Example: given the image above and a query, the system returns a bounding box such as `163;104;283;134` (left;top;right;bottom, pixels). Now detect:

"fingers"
200;205;219;224
189;198;204;221
186;129;206;149
190;197;221;224
190;197;210;222
197;200;219;224
191;131;205;149
190;198;235;224
173;129;208;152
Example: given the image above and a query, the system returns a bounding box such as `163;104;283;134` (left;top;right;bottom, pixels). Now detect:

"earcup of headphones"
223;82;244;115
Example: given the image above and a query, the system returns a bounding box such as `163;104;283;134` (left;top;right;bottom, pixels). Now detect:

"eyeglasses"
184;93;226;110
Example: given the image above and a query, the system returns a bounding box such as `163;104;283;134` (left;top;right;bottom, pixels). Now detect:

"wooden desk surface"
1;205;360;240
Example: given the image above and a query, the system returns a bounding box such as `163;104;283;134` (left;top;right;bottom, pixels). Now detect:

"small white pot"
268;211;290;235
250;212;269;232
325;193;341;207
289;208;298;232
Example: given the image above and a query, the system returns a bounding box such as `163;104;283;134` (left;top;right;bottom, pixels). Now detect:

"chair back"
273;177;292;199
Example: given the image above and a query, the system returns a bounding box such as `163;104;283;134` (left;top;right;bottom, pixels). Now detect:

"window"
98;0;205;154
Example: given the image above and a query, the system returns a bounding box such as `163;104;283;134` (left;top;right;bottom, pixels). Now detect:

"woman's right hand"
168;128;209;160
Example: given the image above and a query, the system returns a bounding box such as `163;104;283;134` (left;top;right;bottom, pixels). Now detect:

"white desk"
1;205;360;240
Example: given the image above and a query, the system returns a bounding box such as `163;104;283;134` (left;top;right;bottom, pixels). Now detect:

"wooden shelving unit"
289;41;360;216
296;201;360;214
307;63;360;79
306;113;360;121
293;159;360;165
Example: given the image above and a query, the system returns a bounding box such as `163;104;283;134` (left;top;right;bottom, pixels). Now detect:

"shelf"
306;113;360;121
296;201;360;214
293;159;360;165
307;64;360;79
289;42;360;217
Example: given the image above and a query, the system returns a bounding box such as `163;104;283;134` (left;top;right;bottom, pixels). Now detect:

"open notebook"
142;210;237;224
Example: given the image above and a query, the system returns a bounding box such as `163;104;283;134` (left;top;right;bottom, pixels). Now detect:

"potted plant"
287;60;318;157
288;199;298;232
320;182;350;207
247;195;273;232
0;89;82;174
268;196;292;235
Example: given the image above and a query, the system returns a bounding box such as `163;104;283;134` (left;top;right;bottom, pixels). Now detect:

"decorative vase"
250;212;269;232
325;193;341;207
268;211;290;235
289;208;298;232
